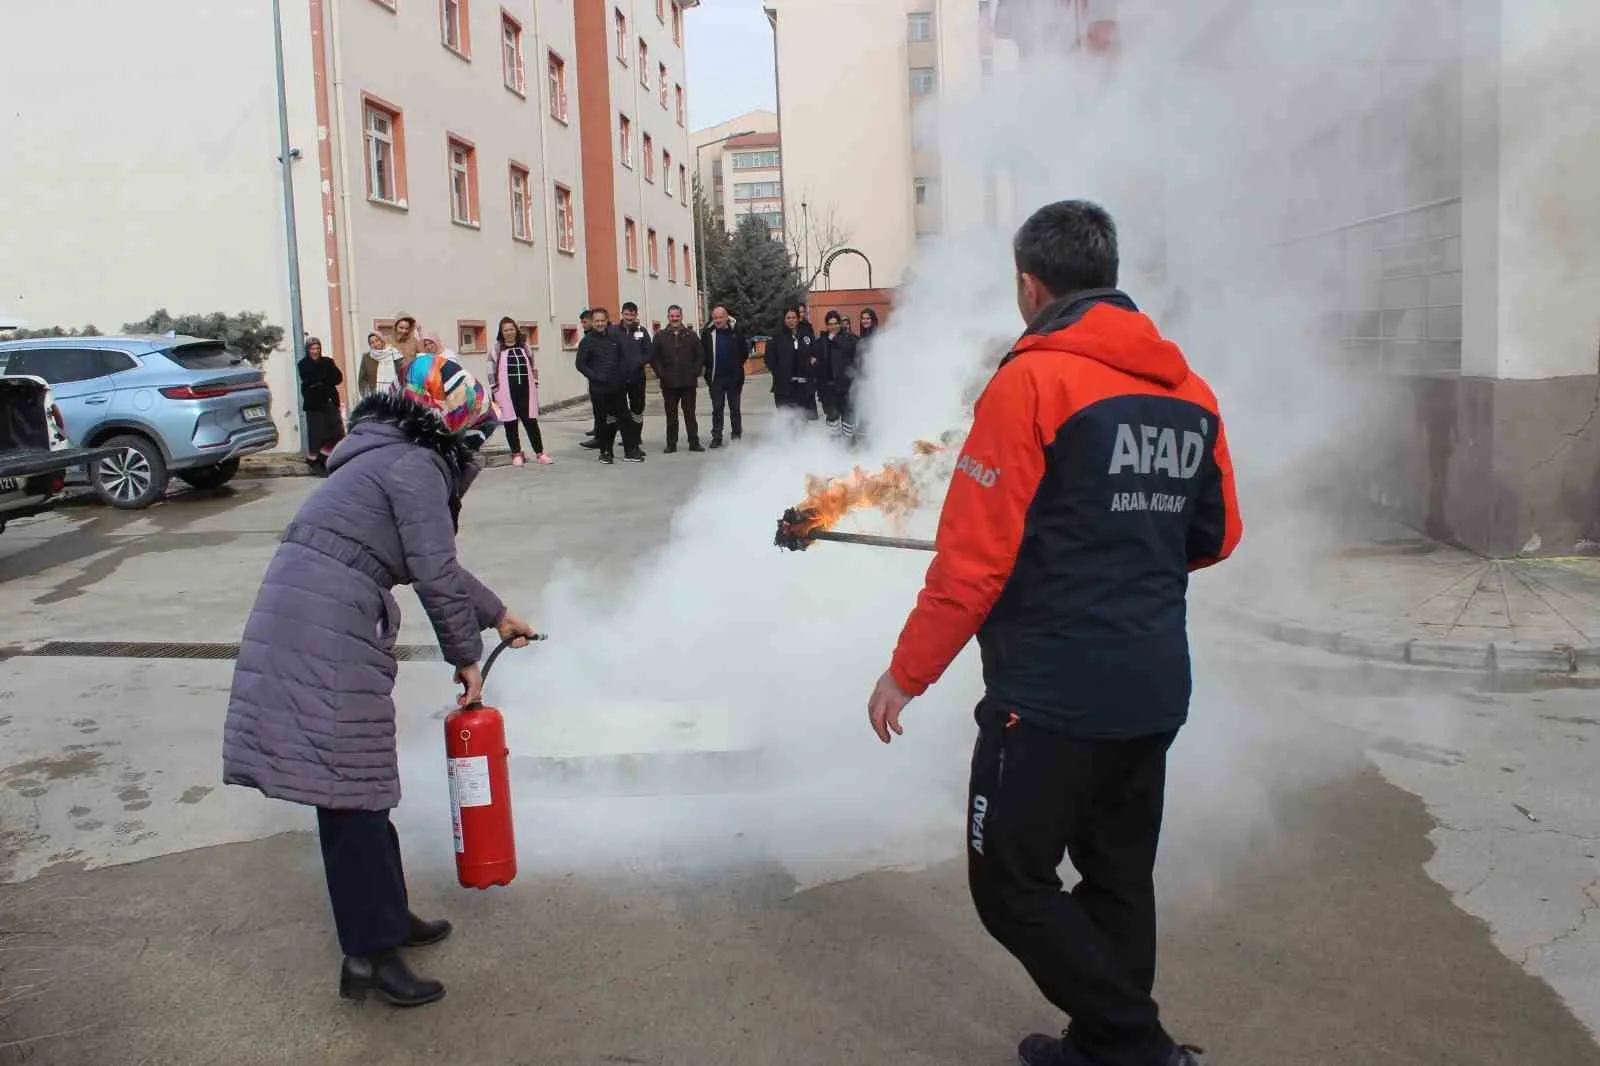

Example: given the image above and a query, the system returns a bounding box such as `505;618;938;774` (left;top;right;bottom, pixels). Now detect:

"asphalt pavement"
1;405;1598;1065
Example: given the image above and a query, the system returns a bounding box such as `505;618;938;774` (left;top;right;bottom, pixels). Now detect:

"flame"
776;439;950;549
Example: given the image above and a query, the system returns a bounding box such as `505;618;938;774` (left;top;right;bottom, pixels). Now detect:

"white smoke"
401;0;1472;898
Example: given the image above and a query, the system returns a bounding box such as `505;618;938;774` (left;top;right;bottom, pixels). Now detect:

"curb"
1217;605;1590;677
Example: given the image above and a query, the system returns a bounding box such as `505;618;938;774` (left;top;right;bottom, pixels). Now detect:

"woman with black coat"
766;308;814;412
299;336;345;472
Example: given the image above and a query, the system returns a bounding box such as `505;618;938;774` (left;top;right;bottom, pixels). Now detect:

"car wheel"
92;434;168;509
175;458;241;491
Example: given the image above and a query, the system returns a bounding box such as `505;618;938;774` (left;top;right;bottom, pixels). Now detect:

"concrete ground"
1;405;1599;1065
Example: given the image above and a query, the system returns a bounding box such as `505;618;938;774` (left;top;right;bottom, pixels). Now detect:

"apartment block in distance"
0;0;699;451
692;110;783;240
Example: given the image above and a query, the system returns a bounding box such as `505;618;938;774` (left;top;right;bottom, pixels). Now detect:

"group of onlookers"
763;306;876;442
574;301;752;462
297;301;873;472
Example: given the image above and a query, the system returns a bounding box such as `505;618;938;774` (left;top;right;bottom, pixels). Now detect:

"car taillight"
160;382;256;400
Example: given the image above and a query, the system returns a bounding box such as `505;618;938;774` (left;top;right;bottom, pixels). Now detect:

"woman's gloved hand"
496;611;538;648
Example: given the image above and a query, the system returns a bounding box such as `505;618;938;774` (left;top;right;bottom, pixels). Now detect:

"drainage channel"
7;641;447;662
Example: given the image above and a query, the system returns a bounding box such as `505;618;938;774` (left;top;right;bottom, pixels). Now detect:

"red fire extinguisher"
444;634;544;889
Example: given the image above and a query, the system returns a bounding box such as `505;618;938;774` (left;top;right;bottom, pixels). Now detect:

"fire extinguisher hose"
481;632;547;687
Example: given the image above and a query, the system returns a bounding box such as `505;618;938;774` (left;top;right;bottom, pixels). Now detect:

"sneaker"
580;438;601;450
663;444;678;454
688;441;705;453
623;450;645;463
1016;1033;1072;1066
598;452;615;464
512;453;526;467
536;453;554;465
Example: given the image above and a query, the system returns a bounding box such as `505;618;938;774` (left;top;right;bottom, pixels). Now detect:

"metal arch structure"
819;247;873;290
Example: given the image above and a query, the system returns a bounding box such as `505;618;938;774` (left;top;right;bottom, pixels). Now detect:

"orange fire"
781;440;947;542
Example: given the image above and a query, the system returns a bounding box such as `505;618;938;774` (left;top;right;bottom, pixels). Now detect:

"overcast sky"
684;0;777;130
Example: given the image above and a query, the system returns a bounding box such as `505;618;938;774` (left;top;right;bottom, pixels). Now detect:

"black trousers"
316;807;410;958
661;386;699;447
628;375;647;418
591;387;641;455
502;417;543;454
817;379;839;422
966;702;1179;1066
708;379;743;441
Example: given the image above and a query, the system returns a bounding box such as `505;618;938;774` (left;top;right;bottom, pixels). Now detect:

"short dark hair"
667;304;683;314
590;306;610;318
579;308;593;320
824;310;841;323
621;301;639;313
1013;199;1119;297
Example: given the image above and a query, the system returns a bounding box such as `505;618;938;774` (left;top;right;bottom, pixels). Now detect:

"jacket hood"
1010;288;1190;389
329;391;479;475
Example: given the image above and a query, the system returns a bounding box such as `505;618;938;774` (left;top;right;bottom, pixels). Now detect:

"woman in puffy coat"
222;353;536;1009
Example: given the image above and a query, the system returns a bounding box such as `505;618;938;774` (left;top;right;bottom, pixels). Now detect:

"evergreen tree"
707;214;804;340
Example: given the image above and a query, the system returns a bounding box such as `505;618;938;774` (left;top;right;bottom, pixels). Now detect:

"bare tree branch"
786;197;853;290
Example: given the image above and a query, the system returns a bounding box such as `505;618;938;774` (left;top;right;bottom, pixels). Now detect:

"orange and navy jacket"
889;289;1241;738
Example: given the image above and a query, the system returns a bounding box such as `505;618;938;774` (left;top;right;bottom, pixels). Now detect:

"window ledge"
557;246;578;257
444;42;472;63
453;218;482;230
512;235;536;246
369;196;409;212
551;114;571;127
505;82;527;99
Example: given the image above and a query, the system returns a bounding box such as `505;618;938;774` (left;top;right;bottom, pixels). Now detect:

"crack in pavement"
1521;877;1600;966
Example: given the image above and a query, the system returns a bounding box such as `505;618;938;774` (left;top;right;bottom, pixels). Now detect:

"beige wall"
607;0;700;328
0;0;328;449
770;0;937;290
330;0;594;401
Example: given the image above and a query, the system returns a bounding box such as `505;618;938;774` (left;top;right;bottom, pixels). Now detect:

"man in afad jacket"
866;200;1241;1066
699;304;747;448
649;304;706;453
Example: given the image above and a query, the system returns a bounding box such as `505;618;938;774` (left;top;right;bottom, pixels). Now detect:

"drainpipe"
529;0;559;334
327;0;362;365
271;0;306;361
628;0;650;321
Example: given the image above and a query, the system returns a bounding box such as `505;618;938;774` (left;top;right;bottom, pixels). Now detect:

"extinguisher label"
448;755;493;808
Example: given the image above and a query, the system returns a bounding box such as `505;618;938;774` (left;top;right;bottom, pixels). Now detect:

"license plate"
0;477;16;493
242;405;267;422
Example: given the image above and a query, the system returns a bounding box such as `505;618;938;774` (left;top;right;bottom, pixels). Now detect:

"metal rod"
272;0;307;365
811;531;935;552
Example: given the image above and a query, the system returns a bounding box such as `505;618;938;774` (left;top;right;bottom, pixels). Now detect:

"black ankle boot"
338;950;445;1007
404;912;452;947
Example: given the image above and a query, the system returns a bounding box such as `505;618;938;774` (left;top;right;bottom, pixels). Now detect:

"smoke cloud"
400;0;1475;899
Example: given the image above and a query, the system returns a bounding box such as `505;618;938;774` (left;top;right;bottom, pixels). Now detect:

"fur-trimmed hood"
329;392;487;518
341;390;479;470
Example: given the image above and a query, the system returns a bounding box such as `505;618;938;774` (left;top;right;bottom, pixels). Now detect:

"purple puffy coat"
222;392;505;811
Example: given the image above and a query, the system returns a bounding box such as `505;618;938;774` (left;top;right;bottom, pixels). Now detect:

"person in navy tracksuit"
866;200;1242;1066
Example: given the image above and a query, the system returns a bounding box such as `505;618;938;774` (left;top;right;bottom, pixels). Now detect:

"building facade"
692;110;783;241
0;0;700;451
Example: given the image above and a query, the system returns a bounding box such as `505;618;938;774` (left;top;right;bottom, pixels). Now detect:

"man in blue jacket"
699;305;747;448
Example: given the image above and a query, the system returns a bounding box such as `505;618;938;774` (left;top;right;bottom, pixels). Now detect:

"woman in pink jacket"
488;317;552;466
